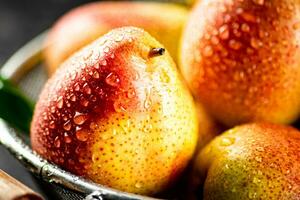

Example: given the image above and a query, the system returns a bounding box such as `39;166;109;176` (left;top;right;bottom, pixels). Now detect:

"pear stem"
149;48;165;57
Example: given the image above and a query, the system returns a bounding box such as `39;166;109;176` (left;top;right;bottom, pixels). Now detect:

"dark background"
0;0;94;198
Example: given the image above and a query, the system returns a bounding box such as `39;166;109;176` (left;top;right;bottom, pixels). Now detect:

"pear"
190;123;300;200
31;27;198;195
45;1;188;74
180;0;300;126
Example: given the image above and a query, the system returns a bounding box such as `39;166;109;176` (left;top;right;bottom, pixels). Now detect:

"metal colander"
0;32;164;200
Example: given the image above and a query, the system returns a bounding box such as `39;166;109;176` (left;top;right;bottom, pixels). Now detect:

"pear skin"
180;0;300;126
45;1;188;74
31;27;198;195
190;123;300;200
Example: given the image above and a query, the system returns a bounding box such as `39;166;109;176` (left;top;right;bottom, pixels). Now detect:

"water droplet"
160;69;170;83
94;63;100;69
74;83;80;91
248;191;257;199
50;106;56;113
220;137;235;146
293;22;300;30
83;50;93;60
211;36;220;45
56;97;64;109
236;7;243;14
104;46;110;53
258;30;266;39
120;120;130;133
225;164;229;170
232;22;240;30
75;146;81;154
115;34;124;42
59;158;64;164
255;156;262;162
76;128;89;142
257;170;263;176
68;159;75;166
49;121;56;129
43;130;50;136
219;25;230;40
114;101;127;113
224;14;231;23
133;71;140;81
71;72;77;80
80;98;89;107
143;124;153;133
229;40;242;50
70;94;76;102
105;72;120;87
92;154;99;163
126;88;136;98
251;38;263;49
135;182;142;188
83;83;92;94
203;45;214;57
112;129;117;136
63;120;72;131
73;112;88;125
64;132;72;143
93;71;100;79
89;122;98;130
253;177;261;184
285;169;291;175
143;88;152;109
91;95;97;102
247;48;255;55
253;0;264;5
256;147;264;152
101;60;107;66
241;23;250;32
241;12;257;23
54;136;61;148
98;88;104;97
144;99;152;109
128;38;133;43
102;134;109;140
43;165;53;177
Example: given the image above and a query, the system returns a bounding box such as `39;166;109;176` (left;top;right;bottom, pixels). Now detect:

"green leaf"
0;76;34;133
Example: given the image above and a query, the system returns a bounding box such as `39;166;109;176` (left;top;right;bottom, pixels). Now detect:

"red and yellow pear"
190;123;300;200
31;27;198;195
180;0;300;126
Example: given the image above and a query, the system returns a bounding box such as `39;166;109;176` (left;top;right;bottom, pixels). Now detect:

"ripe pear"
190;123;300;200
45;1;188;75
31;27;198;195
180;0;300;126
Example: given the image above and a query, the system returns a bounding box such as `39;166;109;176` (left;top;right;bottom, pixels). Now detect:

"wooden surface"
0;170;43;200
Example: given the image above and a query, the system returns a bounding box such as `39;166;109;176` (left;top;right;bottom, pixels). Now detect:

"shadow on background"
0;0;96;66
